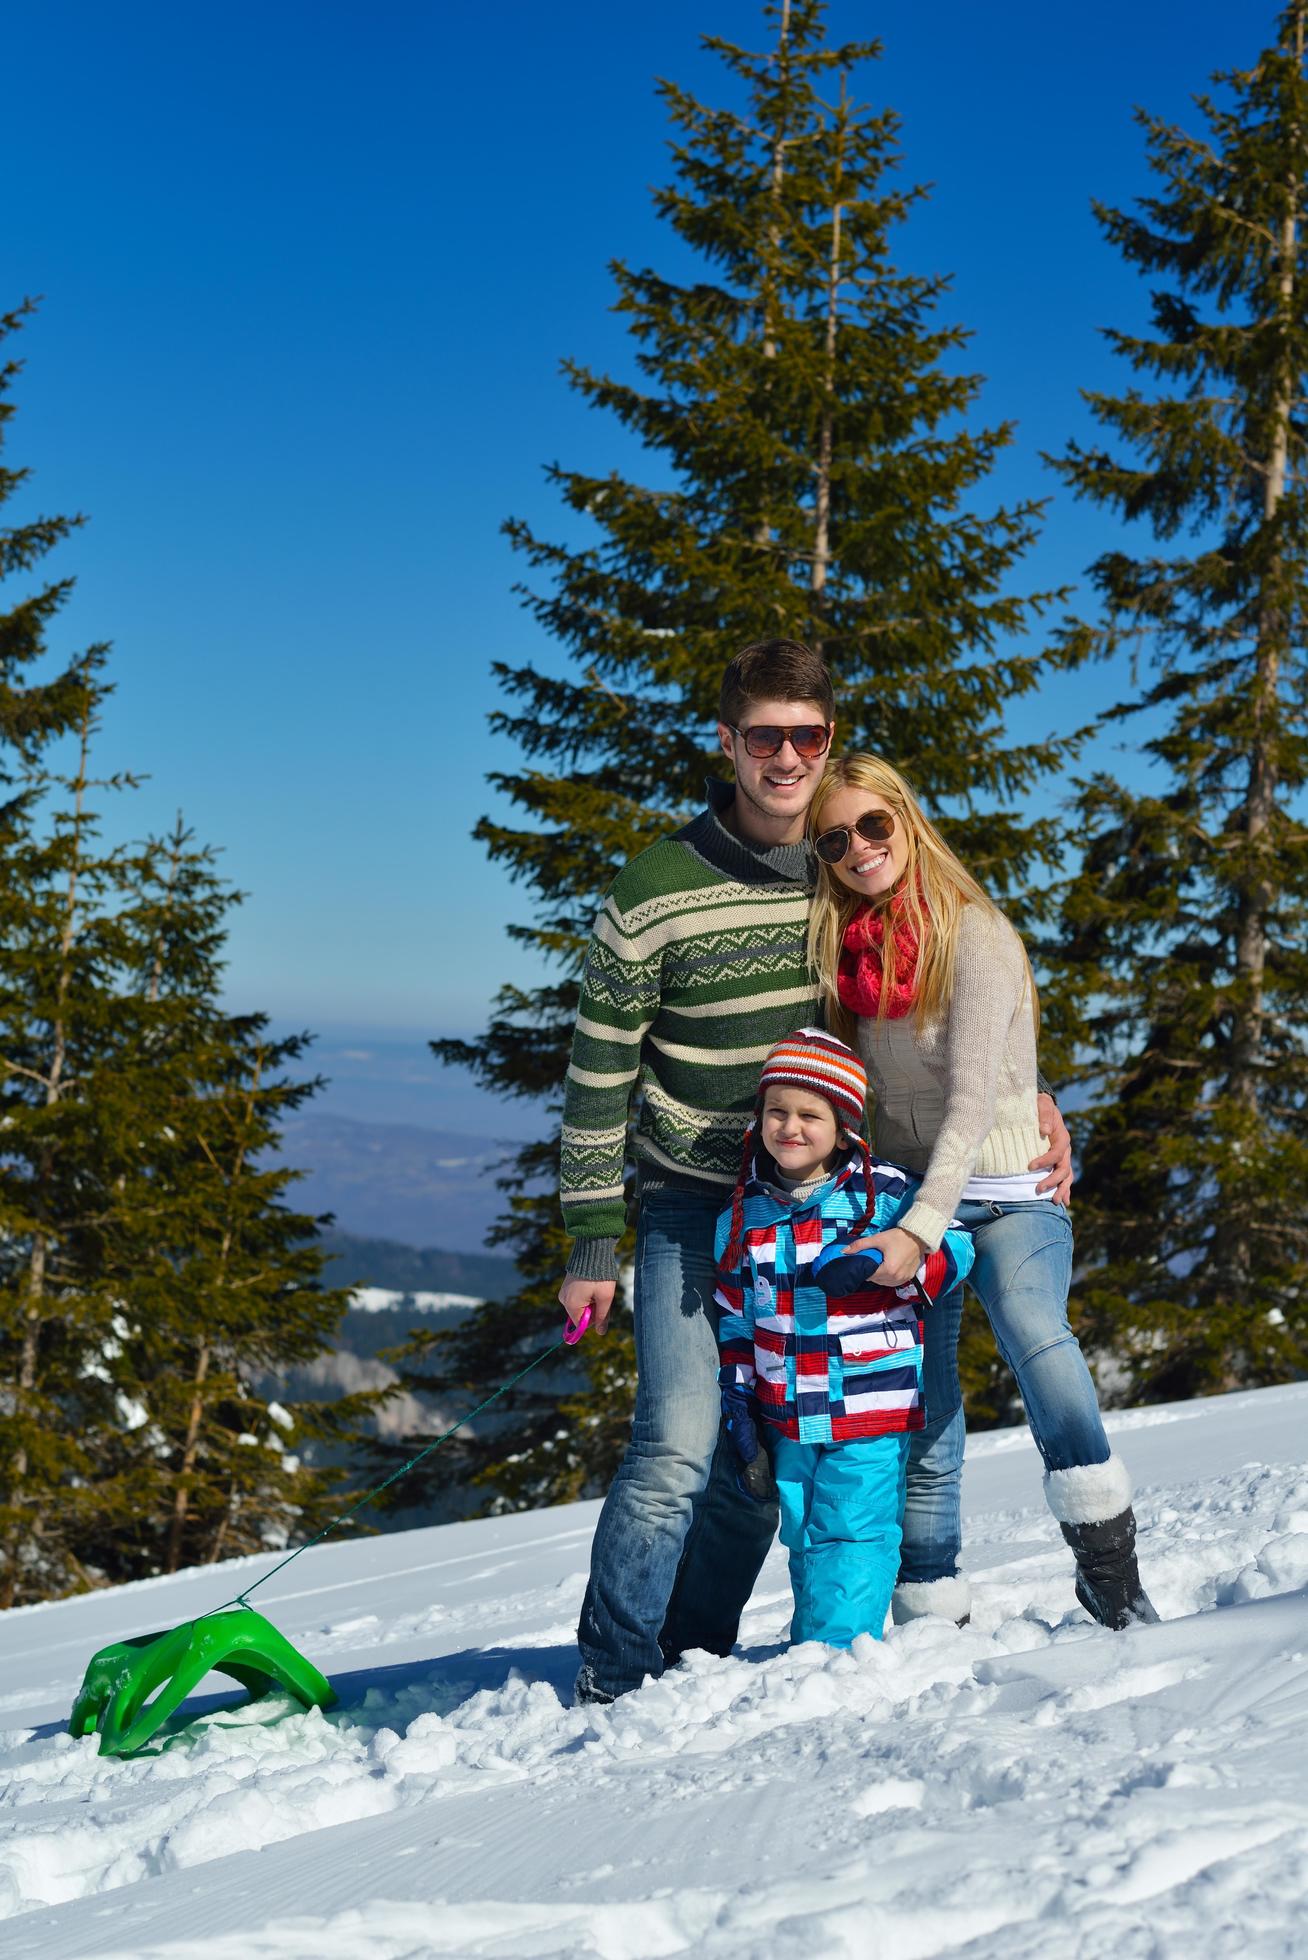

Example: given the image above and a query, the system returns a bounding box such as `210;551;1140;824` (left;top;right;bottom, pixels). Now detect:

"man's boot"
1045;1456;1159;1631
574;1665;618;1707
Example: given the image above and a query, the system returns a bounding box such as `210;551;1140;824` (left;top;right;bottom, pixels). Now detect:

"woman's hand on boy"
559;1277;616;1336
1031;1093;1073;1206
847;1225;927;1289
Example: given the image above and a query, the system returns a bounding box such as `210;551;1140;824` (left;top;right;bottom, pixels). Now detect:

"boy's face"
760;1085;842;1182
716;695;833;831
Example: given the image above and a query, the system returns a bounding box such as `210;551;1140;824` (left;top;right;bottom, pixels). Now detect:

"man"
559;640;1070;1703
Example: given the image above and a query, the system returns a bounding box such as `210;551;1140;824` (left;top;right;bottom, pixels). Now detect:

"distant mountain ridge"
320;1229;518;1298
277;1112;520;1251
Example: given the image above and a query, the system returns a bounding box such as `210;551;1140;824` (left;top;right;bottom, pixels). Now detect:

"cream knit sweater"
853;902;1047;1252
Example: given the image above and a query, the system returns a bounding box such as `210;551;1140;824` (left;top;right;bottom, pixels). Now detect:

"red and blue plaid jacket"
715;1152;974;1444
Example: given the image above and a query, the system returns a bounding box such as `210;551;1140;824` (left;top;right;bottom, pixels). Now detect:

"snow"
2;1382;1308;1957
348;1287;483;1316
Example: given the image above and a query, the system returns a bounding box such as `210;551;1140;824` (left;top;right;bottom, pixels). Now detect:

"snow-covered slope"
3;1383;1308;1958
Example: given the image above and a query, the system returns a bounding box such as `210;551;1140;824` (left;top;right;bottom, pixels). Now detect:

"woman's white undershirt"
960;1169;1053;1204
766;1160;1053;1211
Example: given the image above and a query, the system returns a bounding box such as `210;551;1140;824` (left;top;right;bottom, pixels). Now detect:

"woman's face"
814;783;910;903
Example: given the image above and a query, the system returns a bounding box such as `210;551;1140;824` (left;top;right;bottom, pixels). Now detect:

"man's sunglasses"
814;808;896;864
728;723;832;760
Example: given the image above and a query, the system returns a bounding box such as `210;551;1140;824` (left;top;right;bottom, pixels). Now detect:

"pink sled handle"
563;1305;593;1347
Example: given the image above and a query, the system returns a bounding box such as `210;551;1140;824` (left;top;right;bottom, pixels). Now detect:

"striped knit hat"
756;1028;867;1134
721;1029;873;1272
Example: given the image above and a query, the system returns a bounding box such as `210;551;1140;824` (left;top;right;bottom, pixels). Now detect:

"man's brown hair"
718;640;835;728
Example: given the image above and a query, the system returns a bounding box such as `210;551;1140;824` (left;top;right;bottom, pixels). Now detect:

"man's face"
716;696;833;829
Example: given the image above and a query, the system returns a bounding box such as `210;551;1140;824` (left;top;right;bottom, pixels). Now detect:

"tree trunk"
1228;8;1301;1115
810;74;848;633
147;820;185;1004
1;1220;51;1604
759;0;791;367
0;707;94;1599
755;0;791;547
207;1502;234;1566
168;1079;253;1571
163;1339;211;1574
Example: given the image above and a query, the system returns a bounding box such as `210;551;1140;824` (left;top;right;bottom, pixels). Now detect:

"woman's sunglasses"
814;808;896;864
728;722;831;760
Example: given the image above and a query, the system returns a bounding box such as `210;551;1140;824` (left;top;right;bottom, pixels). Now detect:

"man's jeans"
576;1185;778;1699
900;1198;1111;1586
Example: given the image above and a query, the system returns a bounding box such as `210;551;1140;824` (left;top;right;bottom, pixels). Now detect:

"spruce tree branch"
1202;196;1279;250
0;1059;53;1090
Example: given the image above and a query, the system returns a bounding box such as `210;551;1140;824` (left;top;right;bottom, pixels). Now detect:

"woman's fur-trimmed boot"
891;1574;972;1629
1045;1456;1159;1631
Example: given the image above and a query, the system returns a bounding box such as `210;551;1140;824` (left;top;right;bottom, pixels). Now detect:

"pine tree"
0;298;135;1605
1047;4;1308;1401
81;820;364;1584
0;300;93;781
0;785;365;1605
0;304;366;1599
0;678;142;1606
413;0;1084;1512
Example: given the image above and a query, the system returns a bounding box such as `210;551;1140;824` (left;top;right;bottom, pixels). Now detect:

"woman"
807;752;1156;1630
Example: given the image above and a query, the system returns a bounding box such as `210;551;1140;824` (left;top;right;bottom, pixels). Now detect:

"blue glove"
721;1384;776;1503
813;1240;883;1298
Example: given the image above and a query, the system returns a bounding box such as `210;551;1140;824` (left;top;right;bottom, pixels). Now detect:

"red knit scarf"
837;895;922;1020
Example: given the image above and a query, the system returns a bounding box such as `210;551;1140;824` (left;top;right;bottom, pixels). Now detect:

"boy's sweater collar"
683;777;815;890
744;1147;857;1221
764;1164;833;1204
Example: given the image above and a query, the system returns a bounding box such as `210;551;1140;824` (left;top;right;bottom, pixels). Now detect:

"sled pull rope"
213;1328;578;1617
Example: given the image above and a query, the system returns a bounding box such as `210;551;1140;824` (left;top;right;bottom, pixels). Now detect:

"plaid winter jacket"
715;1152;974;1445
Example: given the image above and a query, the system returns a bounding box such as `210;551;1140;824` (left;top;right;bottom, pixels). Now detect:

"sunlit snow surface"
3;1383;1308;1957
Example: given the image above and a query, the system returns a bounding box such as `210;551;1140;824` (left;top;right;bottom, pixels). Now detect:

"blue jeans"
775;1432;909;1647
576;1184;778;1698
900;1199;1111;1586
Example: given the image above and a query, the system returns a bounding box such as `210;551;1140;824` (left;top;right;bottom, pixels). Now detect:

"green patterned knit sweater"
562;779;820;1283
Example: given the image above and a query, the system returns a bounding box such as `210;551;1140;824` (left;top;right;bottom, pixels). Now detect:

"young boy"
716;1030;974;1647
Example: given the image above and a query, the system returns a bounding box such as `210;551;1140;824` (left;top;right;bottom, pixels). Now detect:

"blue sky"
0;0;1263;1127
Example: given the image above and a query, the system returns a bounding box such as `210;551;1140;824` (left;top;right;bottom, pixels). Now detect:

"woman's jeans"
576;1185;778;1700
900;1198;1111;1586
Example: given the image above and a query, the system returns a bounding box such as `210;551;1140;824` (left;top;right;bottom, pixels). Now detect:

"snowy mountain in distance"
5;1382;1308;1954
348;1286;483;1315
263;1235;519;1503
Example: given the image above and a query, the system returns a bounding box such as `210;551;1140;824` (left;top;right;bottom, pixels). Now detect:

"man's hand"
846;1226;926;1289
559;1276;616;1337
1032;1091;1073;1206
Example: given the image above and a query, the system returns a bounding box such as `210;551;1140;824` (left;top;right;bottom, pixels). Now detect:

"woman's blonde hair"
806;752;1037;1043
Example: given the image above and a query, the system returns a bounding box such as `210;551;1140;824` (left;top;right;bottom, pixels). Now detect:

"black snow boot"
573;1665;618;1707
1058;1508;1159;1631
1044;1455;1159;1631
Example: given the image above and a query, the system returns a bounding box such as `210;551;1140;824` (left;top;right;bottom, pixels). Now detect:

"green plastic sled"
69;1607;337;1758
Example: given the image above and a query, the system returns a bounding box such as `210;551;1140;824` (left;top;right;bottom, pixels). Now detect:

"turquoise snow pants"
773;1433;910;1647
